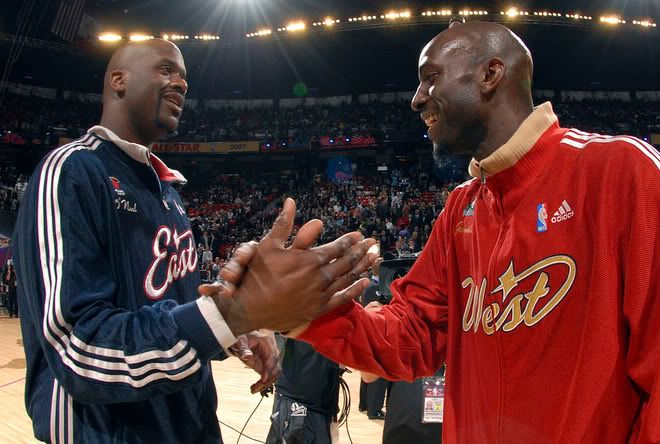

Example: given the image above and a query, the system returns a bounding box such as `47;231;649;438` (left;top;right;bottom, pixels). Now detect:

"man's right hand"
215;198;377;335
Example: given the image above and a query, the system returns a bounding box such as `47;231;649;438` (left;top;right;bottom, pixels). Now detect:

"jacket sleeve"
619;139;660;443
298;205;450;381
14;152;236;405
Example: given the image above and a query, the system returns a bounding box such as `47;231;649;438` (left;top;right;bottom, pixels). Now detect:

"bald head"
103;39;184;97
424;21;533;96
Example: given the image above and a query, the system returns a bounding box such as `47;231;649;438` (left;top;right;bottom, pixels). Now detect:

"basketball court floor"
0;316;385;443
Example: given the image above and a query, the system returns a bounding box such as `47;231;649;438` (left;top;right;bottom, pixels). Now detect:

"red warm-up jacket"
298;102;660;443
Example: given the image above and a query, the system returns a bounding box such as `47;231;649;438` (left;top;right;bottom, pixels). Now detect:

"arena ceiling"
1;0;658;97
56;0;660;34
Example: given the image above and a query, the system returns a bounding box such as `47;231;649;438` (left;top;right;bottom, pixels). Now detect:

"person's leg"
359;380;368;412
1;285;7;314
303;411;330;444
8;288;17;317
266;394;286;444
367;378;387;418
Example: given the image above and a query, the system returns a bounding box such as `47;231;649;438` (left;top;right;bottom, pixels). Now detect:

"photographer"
266;336;341;444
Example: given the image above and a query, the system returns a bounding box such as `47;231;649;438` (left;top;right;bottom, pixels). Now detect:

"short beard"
433;142;472;178
154;95;177;136
432;141;448;167
433;121;486;165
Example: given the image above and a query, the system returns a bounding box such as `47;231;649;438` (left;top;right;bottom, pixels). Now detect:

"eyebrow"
419;61;441;77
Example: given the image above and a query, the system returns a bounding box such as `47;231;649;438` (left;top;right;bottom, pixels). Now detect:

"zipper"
481;176;506;444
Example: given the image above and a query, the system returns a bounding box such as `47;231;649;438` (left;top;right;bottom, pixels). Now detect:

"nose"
172;74;188;96
411;83;428;112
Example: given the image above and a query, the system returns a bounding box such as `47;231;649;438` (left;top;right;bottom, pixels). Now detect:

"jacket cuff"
172;296;237;360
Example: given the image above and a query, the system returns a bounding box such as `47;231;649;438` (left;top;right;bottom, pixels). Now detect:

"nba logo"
537;203;548;232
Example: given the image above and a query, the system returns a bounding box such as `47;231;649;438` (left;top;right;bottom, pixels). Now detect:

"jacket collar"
468;102;561;193
88;125;187;184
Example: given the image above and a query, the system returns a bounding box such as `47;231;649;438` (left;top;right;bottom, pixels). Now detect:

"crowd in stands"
2;90;659;147
553;100;660;137
185;167;460;281
0;93;100;145
174;101;420;144
0;154;26;212
2;91;659;280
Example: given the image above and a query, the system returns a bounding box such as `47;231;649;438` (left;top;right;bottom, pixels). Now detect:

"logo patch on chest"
536;203;548;232
551;200;575;224
462;255;576;335
110;176;125;196
144;227;198;300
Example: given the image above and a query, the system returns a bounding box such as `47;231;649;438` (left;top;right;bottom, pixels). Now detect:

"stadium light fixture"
384;10;411;20
565;14;592;20
98;33;122;42
458;10;488;16
246;29;272;37
129;34;154;42
102;8;652;43
502;7;528;17
313;17;340;27
632;19;656;27
349;15;376;22
285;21;306;32
600;16;624;25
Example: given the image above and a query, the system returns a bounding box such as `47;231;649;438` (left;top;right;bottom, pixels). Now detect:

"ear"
109;69;127;97
481;58;505;95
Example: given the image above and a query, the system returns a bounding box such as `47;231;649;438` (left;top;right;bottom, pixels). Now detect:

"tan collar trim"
468;102;558;178
88;125;151;165
88;125;187;184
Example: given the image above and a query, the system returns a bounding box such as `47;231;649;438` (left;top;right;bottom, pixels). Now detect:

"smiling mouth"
424;113;439;128
164;98;182;108
161;97;183;118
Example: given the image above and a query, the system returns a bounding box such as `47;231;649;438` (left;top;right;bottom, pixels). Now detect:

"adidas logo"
551;200;574;224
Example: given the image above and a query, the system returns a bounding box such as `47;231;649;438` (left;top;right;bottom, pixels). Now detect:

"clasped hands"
199;198;379;392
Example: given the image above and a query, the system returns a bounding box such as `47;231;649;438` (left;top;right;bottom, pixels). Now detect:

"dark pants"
382;378;443;444
266;393;332;444
359;378;388;416
7;287;17;317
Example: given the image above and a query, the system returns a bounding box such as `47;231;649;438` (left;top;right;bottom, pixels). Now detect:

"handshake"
198;198;379;392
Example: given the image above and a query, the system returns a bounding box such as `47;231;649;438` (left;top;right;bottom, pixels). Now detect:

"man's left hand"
230;330;281;394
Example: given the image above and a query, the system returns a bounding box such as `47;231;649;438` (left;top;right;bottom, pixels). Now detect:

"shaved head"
425;21;533;93
100;39;188;146
103;39;183;97
412;21;535;161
